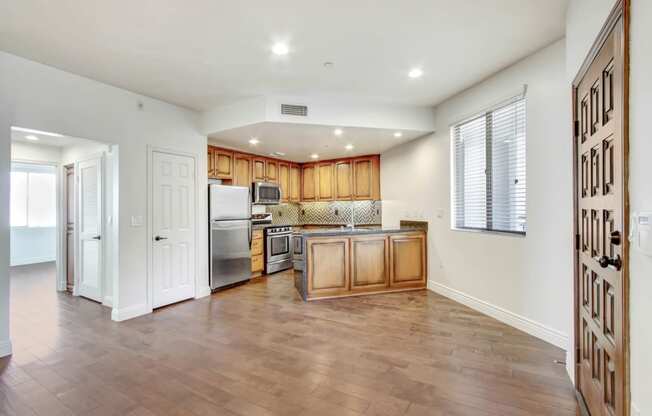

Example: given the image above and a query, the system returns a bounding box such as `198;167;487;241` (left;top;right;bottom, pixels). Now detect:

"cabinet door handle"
154;236;168;241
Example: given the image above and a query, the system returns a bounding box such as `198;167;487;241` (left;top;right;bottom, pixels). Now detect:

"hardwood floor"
1;263;580;415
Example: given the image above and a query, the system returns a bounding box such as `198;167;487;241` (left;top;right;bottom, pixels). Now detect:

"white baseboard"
0;339;13;358
10;256;56;267
631;402;641;416
102;296;113;308
195;285;211;299
428;280;569;350
111;303;150;322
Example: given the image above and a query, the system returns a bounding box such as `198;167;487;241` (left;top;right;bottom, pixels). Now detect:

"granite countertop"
295;226;423;237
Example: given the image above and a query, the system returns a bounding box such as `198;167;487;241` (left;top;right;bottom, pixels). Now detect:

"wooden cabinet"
233;153;252;188
214;149;234;180
251;229;264;275
302;230;426;300
278;162;290;202
301;164;317;201
316;162;335;201
289;164;301;202
350;235;389;292
334;160;353;200
266;160;278;183
252;158;266;182
306;237;350;298
207;147;216;178
353;156;380;200
206;145;380;202
389;232;426;288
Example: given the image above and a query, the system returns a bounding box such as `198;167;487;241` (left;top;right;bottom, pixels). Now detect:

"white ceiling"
11;128;95;148
0;0;568;111
209;122;429;162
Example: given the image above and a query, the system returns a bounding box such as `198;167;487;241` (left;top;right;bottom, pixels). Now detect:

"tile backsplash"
266;201;381;226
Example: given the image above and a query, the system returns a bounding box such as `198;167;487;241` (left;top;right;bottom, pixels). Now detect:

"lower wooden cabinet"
306;237;350;297
350;235;389;292
389;233;426;288
251;230;264;275
304;231;426;300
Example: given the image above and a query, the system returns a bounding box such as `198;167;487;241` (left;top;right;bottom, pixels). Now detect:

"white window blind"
10;163;57;228
452;96;527;234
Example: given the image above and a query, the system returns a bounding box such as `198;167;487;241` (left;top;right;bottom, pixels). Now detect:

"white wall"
0;51;209;330
11;142;61;163
0;101;12;356
567;1;652;414
381;39;573;365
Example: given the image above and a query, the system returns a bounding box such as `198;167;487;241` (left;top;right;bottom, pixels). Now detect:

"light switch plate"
635;212;652;256
131;215;144;227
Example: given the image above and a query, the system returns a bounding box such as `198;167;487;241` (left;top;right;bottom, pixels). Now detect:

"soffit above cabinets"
208;121;430;163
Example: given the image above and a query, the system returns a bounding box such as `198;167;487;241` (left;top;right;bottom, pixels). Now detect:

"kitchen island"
293;227;427;301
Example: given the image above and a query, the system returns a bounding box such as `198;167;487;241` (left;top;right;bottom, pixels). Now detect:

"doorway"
9;127;118;308
572;1;629;415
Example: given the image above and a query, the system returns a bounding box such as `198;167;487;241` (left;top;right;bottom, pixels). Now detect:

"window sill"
451;227;526;238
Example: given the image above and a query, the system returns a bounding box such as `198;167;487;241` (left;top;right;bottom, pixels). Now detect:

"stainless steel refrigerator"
209;184;252;290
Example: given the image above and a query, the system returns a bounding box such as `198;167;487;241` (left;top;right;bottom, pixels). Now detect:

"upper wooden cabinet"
252;157;266;182
317;162;335;201
334;160;353;200
214;149;234;180
302;164;317;201
207;145;380;201
353;156;380;200
278;162;290;202
266;160;278;183
289;164;301;202
233;153;252;188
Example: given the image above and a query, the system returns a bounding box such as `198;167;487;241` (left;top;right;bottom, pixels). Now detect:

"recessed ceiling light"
345;144;354;150
271;42;289;56
12;127;63;137
334;128;343;136
310;153;319;159
249;138;259;145
25;135;39;141
393;131;403;138
408;68;424;79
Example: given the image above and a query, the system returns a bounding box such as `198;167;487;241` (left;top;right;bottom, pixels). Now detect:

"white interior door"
152;151;196;308
77;157;103;302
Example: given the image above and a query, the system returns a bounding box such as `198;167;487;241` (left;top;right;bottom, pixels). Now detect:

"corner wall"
0;100;12;356
381;39;573;369
0;51;209;328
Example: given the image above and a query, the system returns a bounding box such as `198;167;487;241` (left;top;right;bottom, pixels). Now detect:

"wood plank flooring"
2;262;580;415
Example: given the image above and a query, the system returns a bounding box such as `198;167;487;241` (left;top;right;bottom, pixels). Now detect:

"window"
10;163;57;228
452;96;526;234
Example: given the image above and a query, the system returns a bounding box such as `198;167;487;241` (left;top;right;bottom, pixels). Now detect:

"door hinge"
574;120;580;138
575;234;580;251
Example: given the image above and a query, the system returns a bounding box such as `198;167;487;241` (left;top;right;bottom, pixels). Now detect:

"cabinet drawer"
251;254;264;272
251;238;263;256
252;229;263;240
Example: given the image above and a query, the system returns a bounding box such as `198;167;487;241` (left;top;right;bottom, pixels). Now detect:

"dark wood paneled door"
573;4;628;415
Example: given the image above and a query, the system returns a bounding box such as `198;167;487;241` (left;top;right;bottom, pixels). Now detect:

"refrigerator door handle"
248;221;252;249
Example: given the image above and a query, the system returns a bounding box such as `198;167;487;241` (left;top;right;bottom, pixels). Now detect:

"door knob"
154;236;168;241
596;255;622;271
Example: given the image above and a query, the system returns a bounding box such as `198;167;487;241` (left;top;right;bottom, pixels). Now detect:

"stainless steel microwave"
252;182;281;205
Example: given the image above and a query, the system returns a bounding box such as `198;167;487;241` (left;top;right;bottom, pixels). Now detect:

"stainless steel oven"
265;226;293;274
252;182;281;205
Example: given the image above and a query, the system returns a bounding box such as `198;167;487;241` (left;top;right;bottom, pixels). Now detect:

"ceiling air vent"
281;104;308;117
